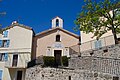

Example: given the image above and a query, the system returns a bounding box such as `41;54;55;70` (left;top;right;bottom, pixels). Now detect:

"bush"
43;56;55;67
62;56;69;67
43;56;70;67
27;59;36;68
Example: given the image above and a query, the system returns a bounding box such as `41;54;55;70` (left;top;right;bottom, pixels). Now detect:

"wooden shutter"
6;40;10;47
4;53;8;61
0;40;3;47
0;70;3;80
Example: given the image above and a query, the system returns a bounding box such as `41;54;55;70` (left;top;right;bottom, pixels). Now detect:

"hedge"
43;56;69;67
43;56;55;67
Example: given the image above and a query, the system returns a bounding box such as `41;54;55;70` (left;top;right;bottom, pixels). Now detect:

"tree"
75;0;120;44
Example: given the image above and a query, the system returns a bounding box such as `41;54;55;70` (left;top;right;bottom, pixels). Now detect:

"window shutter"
3;31;8;37
4;53;8;61
6;40;10;47
0;70;3;80
98;40;102;48
0;40;3;47
94;41;98;49
0;54;2;61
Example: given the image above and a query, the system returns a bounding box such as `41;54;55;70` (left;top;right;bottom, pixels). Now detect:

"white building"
0;21;33;80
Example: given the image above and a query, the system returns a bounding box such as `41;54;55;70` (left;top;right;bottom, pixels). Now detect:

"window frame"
56;35;61;42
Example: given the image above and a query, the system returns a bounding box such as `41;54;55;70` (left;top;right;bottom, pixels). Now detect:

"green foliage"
75;0;120;43
62;56;69;66
43;56;69;67
43;56;55;67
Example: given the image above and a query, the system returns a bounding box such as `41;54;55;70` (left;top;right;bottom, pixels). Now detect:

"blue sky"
0;0;84;35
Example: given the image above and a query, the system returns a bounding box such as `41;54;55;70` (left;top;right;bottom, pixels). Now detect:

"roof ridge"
35;27;79;39
2;23;32;31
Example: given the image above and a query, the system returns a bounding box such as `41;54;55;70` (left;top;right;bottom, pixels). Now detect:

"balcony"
5;53;30;68
0;48;31;53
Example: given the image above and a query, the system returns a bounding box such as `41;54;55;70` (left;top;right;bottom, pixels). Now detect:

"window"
56;19;59;27
69;76;71;80
12;54;18;67
0;53;8;61
64;48;69;56
47;48;51;56
94;40;102;49
3;31;8;38
103;49;108;53
0;70;3;80
56;35;60;42
0;40;10;48
113;76;119;80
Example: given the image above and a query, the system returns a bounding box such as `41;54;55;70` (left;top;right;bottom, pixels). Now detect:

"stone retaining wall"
69;56;120;76
25;66;119;80
25;44;120;80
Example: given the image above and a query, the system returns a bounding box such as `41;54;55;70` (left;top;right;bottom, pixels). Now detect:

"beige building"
32;17;79;65
80;31;114;51
80;10;120;52
80;30;120;52
0;21;33;80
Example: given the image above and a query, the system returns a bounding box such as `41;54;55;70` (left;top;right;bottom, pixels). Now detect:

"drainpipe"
78;31;81;57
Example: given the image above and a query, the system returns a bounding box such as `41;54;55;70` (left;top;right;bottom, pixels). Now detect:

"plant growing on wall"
75;0;120;44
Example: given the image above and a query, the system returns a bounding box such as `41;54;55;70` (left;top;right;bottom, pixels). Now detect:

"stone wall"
69;56;120;76
25;66;118;80
80;44;120;59
25;44;120;80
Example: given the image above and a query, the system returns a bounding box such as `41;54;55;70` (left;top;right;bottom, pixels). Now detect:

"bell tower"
52;16;63;28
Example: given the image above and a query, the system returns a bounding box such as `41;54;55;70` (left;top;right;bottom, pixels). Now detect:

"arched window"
56;19;59;27
56;35;60;42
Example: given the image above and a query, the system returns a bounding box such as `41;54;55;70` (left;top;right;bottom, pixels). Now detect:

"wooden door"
17;71;22;80
54;50;62;66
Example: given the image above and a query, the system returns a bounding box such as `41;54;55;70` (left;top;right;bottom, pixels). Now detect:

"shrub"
43;56;70;67
43;56;55;67
62;56;69;66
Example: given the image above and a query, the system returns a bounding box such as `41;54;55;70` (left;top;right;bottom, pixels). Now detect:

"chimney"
12;21;18;25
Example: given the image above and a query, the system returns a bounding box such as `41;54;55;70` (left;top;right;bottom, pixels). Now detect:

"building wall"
33;30;79;58
80;31;115;51
0;63;26;80
8;26;33;50
0;26;33;53
0;25;33;80
81;31;113;43
0;62;11;80
5;53;31;68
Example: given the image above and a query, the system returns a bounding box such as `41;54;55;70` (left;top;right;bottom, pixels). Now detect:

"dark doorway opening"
54;50;62;66
17;71;22;80
12;54;18;67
